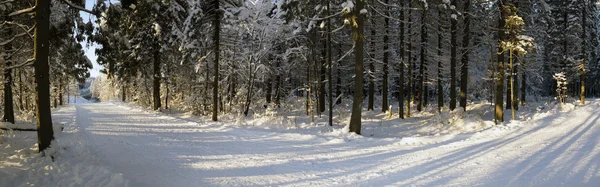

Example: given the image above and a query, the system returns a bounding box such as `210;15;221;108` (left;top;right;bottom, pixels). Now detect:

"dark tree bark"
417;8;426;112
34;0;54;152
580;0;587;105
327;0;333;126
495;0;507;123
336;44;342;105
165;79;170;110
382;0;390;113
212;0;220;121
520;73;526;105
460;0;471;111
3;17;15;124
18;70;24;111
511;54;521;111
319;38;326;113
450;0;458;110
122;84;127;102
275;54;281;107
437;8;444;112
266;77;272;104
506;68;511;109
244;57;255;116
306;60;310;115
367;15;375;111
152;40;161;111
349;0;366;135
407;2;412;118
398;0;405;118
58;81;63;106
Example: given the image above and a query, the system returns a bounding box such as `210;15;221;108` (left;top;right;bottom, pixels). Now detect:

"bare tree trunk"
58;80;63;106
368;18;375;111
244;56;256;116
450;0;457;110
407;2;412;118
327;0;333;126
275;54;281;107
336;44;342;105
306;62;310;115
417;8;426;112
349;0;366;134
510;50;515;120
382;0;390;113
580;0;587;105
459;0;471;111
122;83;127;102
212;0;220;121
266;77;272;104
153;40;161;111
67;81;70;104
520;73;525;105
437;8;443;112
495;0;507;123
18;70;24;111
319;38;326;113
2;17;15;124
399;0;405;118
34;0;54;152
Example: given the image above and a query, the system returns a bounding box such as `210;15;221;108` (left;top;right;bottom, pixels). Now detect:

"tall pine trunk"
336;44;342;105
58;81;63;106
407;2;412;118
327;0;333;126
319;38;326;113
3;17;15;124
349;0;366;134
520;73;526;105
449;0;457;110
495;0;507;123
417;8;426;112
367;16;375;111
152;40;161;111
459;0;471;111
382;0;389;113
122;84;127;102
34;0;54;152
580;0;587;105
437;8;444;112
398;0;405;119
212;0;220;121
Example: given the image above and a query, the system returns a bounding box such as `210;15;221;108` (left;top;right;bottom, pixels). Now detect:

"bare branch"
62;0;98;16
5;58;34;69
8;6;35;17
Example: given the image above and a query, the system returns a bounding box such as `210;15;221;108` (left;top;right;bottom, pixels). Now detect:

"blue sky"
80;0;101;77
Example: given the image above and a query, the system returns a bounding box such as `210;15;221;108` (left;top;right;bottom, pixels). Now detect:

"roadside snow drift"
0;105;127;187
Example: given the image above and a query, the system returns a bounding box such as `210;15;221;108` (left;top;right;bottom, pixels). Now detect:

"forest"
0;0;599;165
2;0;600;186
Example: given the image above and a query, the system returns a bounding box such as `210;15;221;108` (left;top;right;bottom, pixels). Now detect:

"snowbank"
0;105;127;187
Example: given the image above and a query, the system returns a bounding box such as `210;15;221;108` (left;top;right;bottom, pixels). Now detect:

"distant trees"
8;0;591;138
2;0;93;152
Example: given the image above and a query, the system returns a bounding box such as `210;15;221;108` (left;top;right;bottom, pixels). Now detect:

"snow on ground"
2;97;600;186
0;99;127;187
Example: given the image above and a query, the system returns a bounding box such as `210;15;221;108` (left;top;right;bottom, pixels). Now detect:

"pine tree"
349;0;366;134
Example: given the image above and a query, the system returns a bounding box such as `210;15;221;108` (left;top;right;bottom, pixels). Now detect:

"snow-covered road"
76;102;600;186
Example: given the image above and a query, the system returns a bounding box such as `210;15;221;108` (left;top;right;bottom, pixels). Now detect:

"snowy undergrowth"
110;96;594;149
0;105;127;187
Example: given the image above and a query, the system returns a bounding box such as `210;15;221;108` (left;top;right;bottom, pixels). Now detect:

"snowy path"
76;102;600;186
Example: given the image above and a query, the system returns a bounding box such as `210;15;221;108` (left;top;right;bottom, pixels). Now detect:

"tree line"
1;0;599;152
